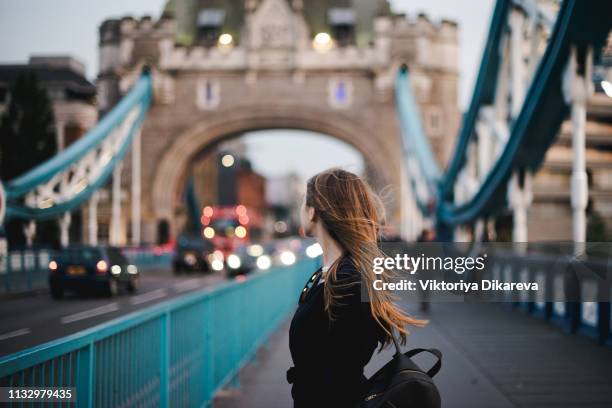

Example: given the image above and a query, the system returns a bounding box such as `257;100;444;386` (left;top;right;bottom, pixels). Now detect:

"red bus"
200;205;263;257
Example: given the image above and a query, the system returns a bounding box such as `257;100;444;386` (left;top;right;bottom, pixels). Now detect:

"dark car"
48;246;139;299
173;235;214;274
225;244;264;277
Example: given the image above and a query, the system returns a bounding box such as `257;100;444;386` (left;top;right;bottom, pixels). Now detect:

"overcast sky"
0;0;494;180
0;0;494;108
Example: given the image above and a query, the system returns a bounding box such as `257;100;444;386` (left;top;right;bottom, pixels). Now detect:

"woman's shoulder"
333;255;361;285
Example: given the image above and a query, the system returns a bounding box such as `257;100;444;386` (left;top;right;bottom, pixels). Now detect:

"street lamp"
218;33;233;48
313;32;333;53
221;154;235;167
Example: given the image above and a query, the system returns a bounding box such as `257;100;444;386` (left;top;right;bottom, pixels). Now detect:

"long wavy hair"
306;168;427;347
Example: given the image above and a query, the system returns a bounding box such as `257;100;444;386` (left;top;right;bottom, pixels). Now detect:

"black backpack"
358;334;442;408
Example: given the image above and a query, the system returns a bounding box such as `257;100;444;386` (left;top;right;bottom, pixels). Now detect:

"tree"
0;71;58;247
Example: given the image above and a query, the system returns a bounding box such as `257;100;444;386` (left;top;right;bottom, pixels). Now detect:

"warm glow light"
256;255;272;270
274;221;287;233
247;244;264;257
227;254;241;269
96;260;108;274
235;226;247;239
602;80;612;98
239;215;249;225
280;250;296;266
306;243;323;258
211;259;224;271
221;154;235;167
218;33;233;46
48;260;58;271
236;205;247;217
313;32;333;52
203;227;215;239
203;206;214;217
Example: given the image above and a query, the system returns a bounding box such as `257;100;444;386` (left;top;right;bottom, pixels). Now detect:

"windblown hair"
306;168;427;348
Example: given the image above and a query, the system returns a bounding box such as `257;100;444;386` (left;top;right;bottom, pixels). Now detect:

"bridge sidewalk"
213;303;612;408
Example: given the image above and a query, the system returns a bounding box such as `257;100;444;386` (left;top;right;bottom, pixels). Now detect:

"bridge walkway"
213;303;612;408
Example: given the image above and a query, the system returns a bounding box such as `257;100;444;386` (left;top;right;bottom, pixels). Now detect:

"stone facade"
98;0;460;243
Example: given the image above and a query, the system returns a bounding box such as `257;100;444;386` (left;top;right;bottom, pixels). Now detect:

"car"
48;246;139;299
225;243;266;277
173;235;214;274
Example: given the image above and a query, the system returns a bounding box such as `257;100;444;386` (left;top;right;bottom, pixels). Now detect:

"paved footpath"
214;302;612;408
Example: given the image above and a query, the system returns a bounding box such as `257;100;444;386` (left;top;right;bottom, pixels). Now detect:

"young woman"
287;168;427;408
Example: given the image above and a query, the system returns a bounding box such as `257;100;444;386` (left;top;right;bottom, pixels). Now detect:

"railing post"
76;342;94;408
59;212;71;248
23;220;36;247
131;129;142;246
508;171;532;243
160;312;170;408
110;163;123;246
204;299;214;405
88;192;99;246
509;6;526;118
563;46;593;255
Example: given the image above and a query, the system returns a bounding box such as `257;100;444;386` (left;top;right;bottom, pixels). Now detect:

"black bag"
358;334;442;408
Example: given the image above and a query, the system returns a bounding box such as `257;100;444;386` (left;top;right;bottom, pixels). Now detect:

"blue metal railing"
0;249;53;294
0;258;317;407
487;253;611;346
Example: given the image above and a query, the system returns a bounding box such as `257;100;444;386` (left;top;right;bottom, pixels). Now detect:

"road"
0;267;225;357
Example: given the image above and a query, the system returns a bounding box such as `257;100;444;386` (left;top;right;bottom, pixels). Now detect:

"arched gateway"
97;0;460;242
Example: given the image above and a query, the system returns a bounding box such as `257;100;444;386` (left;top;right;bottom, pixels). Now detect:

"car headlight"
227;254;241;269
305;243;323;258
211;259;224;271
127;264;138;275
111;265;121;275
256;255;271;270
184;252;197;266
247;244;264;257
280;250;296;266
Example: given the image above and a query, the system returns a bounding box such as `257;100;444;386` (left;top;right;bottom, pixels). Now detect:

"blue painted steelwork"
439;0;511;200
395;66;441;213
4;73;153;221
395;0;612;227
438;0;611;225
0;259;317;407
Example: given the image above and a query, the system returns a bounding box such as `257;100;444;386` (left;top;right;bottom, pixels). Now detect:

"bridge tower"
97;0;461;244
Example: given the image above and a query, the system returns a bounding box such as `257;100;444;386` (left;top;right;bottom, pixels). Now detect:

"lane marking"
61;303;120;324
0;328;31;341
173;279;203;293
130;288;168;305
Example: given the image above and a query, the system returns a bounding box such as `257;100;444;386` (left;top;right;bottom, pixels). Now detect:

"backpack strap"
390;328;402;357
404;348;442;377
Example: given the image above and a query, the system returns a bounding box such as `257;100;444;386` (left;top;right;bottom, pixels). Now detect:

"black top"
288;256;386;408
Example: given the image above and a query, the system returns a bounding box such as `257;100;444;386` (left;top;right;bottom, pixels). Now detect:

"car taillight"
96;260;108;274
49;261;58;272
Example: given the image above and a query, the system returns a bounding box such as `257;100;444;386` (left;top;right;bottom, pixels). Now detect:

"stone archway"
150;104;403;234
